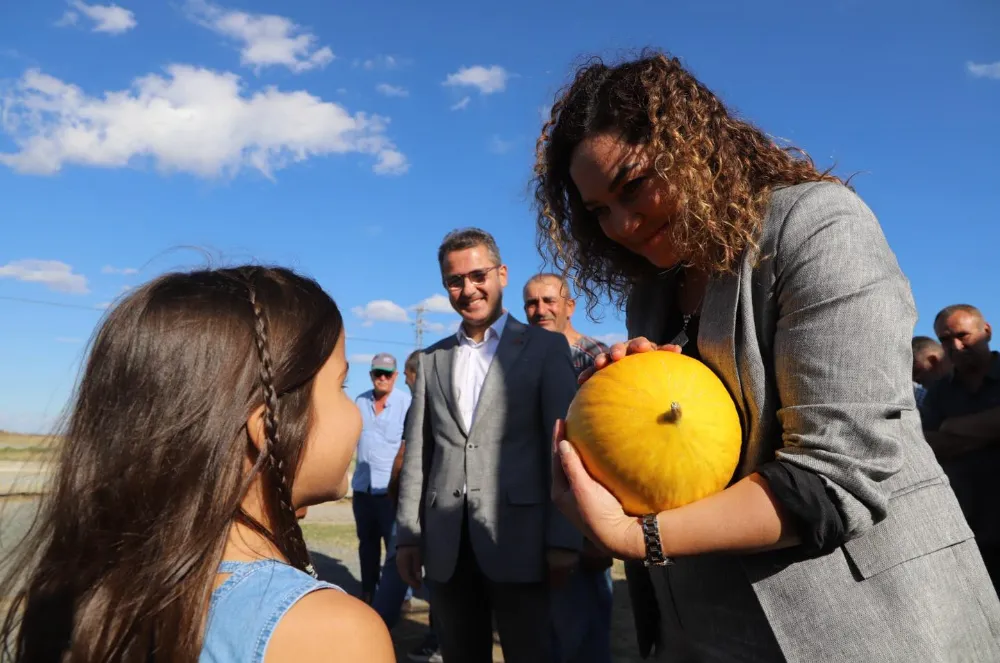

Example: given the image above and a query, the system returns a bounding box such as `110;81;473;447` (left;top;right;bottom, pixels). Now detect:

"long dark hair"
0;266;344;663
533;49;843;316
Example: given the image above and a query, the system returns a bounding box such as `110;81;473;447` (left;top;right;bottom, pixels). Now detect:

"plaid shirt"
570;335;610;378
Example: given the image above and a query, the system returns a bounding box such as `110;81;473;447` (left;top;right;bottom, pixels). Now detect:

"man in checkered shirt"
523;273;610;376
523;272;613;663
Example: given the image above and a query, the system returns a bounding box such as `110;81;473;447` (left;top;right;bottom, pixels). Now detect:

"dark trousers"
352;490;396;597
428;513;551;663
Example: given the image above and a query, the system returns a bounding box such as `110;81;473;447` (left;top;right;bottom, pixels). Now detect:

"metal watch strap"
641;513;671;567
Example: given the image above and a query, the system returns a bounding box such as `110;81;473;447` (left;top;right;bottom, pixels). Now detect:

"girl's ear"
246;404;267;452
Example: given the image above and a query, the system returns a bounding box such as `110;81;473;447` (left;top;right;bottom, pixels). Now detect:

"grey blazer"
395;314;583;584
625;183;1000;662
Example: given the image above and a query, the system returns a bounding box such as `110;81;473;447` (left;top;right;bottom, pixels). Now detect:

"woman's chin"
643;250;681;270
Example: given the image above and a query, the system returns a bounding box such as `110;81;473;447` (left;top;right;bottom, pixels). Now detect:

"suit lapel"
700;265;748;438
433;337;468;437
468;315;528;437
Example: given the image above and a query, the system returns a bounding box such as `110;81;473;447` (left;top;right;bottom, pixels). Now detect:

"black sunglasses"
371;369;395;379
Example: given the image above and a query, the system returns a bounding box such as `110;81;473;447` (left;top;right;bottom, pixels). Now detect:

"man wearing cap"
352;352;412;604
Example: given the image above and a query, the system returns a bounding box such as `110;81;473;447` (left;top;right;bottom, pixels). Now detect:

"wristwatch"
640;513;672;567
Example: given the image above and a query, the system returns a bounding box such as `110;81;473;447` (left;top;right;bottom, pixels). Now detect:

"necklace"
668;270;705;349
670;313;696;349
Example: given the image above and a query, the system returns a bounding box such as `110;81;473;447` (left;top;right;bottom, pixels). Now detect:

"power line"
0;295;108;311
0;294;415;347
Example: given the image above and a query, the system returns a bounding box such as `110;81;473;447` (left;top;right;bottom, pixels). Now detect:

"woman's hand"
577;337;681;384
551;419;646;561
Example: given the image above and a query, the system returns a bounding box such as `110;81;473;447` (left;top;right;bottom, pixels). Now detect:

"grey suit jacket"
396;314;583;584
626;182;1000;661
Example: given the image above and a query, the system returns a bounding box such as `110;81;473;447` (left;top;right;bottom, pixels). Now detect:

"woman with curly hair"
535;51;1000;662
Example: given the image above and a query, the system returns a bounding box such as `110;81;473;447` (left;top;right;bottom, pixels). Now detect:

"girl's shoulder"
202;560;390;663
265;585;394;662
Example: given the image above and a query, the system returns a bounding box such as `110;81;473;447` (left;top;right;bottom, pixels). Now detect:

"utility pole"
413;305;426;349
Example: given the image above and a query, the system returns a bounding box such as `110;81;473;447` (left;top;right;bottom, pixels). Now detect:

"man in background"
523;272;613;663
920;304;1000;592
912;335;951;409
375;351;442;662
396;228;581;662
352;353;411;604
523;272;610;378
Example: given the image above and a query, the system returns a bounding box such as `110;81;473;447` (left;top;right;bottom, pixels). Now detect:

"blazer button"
452;489;461;497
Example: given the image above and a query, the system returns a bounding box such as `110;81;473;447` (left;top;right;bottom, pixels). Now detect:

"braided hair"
247;280;317;577
0;265;344;662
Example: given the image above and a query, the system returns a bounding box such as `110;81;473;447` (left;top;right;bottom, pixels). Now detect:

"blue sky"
0;0;997;433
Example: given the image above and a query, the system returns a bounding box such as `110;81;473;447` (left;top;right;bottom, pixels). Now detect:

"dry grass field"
0;431;57;462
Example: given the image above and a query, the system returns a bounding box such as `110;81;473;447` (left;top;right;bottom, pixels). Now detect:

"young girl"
0;266;394;663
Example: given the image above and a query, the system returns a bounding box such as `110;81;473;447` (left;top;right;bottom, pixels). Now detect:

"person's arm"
627;185;910;559
940;406;1000;439
541;333;584;554
265;590;394;662
396;354;428;548
386;440;406;506
920;390;999;458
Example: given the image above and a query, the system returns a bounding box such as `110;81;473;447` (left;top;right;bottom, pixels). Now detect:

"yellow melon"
564;351;742;516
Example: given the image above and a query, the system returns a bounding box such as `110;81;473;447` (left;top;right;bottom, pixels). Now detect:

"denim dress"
200;560;344;663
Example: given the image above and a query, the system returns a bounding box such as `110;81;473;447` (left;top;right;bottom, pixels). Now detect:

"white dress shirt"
453;310;508;433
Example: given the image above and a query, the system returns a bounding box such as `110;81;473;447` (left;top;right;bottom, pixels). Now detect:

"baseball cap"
371;353;397;373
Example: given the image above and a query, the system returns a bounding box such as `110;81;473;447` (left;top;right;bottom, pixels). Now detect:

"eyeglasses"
371;370;395;379
442;265;500;291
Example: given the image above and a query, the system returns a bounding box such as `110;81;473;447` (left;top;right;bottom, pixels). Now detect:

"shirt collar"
457;310;508;345
367;388;399;405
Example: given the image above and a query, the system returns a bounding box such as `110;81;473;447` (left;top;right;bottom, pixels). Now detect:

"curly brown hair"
533;49;844;317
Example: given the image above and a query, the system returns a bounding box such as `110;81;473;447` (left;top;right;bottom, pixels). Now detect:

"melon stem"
658;402;682;424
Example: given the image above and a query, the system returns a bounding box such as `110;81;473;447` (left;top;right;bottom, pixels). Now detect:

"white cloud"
348;353;375;365
0;259;89;294
372;149;408;175
490;135;513;155
424;321;447;333
356;55;400;71
450;96;470;111
967;61;1000;79
185;0;333;74
539;104;552;121
0;66;409;178
593;332;627;347
101;265;138;275
375;83;408;98
412;294;454;314
443;65;509;95
59;1;137;35
351;300;410;326
56;11;79;27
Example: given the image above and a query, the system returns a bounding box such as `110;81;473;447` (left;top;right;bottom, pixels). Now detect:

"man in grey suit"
395;227;582;663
